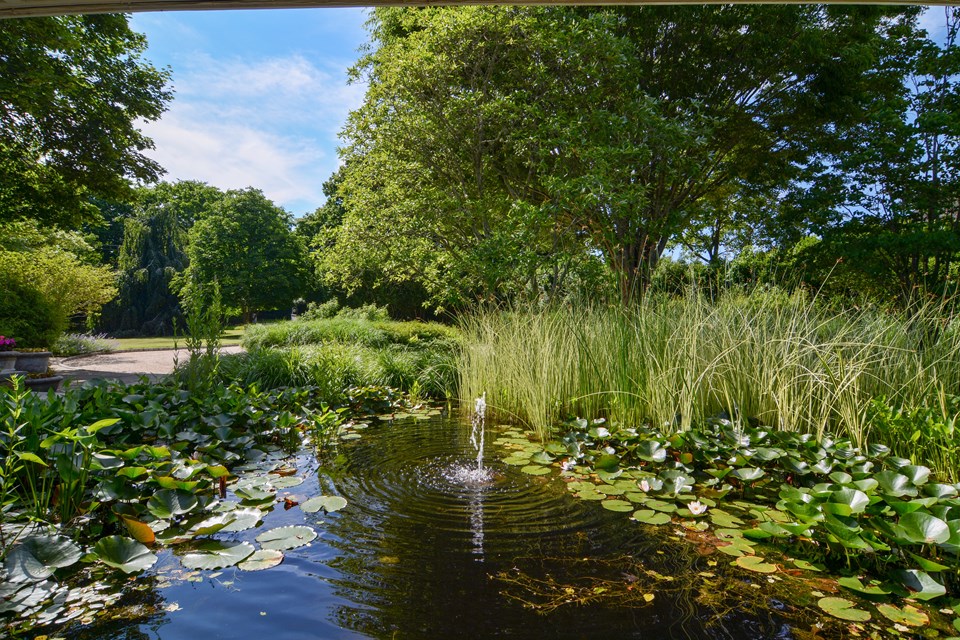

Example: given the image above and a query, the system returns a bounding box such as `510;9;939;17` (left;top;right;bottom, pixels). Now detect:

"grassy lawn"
113;326;246;351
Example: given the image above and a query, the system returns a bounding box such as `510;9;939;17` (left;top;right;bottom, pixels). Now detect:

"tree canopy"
0;14;171;228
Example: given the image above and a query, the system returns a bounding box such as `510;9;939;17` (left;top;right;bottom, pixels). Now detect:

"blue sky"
131;9;370;216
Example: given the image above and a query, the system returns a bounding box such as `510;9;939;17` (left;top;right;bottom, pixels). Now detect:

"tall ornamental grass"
459;289;960;473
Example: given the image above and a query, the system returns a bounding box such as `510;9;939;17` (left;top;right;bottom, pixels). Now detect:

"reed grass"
458;289;960;475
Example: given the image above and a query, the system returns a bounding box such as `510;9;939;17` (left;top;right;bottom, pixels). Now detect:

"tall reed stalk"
458;289;960;474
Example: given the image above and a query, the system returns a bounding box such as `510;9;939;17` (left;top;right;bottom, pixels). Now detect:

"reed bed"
458;290;960;475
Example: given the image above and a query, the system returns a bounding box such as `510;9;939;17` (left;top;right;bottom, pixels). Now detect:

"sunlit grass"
113;325;246;351
458;289;960;476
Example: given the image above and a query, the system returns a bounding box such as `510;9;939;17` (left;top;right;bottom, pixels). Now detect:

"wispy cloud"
136;18;367;214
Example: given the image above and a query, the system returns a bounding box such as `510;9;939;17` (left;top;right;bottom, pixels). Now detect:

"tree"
100;181;224;335
340;6;919;304
799;8;960;304
182;188;306;323
0;14;171;228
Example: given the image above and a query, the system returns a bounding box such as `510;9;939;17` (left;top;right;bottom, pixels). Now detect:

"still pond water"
59;414;813;640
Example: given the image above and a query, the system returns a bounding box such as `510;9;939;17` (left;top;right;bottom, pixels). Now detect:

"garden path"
53;346;244;386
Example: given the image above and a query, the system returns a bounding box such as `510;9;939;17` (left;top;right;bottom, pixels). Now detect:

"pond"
53;413;827;639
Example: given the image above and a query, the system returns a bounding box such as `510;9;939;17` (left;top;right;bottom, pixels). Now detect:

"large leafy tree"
339;6;917;304
797;8;960;304
0;14;171;228
183;188;306;323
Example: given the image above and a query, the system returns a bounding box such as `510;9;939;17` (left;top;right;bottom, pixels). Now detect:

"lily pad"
256;525;318;551
900;511;950;544
894;569;946;601
94;536;157;574
301;495;348;514
181;540;255;570
269;476;304;489
218;508;263;533
4;536;81;583
147;489;199;519
734;555;777;574
817;597;871;622
238;549;284;572
632;510;672;526
876;603;928;627
601;499;634;512
837;576;890;596
520;465;550;476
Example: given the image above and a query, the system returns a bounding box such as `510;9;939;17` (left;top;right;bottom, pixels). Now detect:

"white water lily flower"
687;500;708;515
560;459;576;472
638;479;651;492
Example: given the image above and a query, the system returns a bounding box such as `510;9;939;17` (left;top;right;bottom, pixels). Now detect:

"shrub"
53;333;118;356
0;279;66;348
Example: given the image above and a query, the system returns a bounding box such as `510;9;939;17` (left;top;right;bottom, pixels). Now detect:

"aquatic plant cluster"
0;376;365;633
502;414;960;633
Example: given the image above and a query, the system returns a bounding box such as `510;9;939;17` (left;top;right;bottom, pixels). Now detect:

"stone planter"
0;351;18;372
16;351;52;374
24;375;63;393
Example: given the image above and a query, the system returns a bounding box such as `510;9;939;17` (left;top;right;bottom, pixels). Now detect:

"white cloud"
141;52;366;213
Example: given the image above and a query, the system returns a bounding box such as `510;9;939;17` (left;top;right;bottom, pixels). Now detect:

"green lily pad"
731;467;765;483
900;511;950;544
597;484;626;496
238;549;284;572
817;597;871;622
181;540;255;570
269;476;304;489
256;525;317;551
234;486;275;502
632;510;672;525
521;465;550;476
301;495;348;514
94;536;157;574
644;499;677;513
894;569;946;601
218;508;263;533
502;457;529;466
901;465;931;486
601;499;634;512
529;451;555;465
837;576;890;596
734;555;777;574
708;509;744;528
577;490;605;501
791;559;822;572
147;489;198;519
4;535;82;583
876;603;928;627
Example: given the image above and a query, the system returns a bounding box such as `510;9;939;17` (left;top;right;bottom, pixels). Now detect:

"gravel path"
53;346;244;386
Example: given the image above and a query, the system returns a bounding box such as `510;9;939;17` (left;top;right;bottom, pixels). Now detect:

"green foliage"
102;181;224;336
181;188;307;323
172;280;224;394
0;279;66;349
0;15;171;227
337;5;917;307
458;291;960;456
243;317;460;351
52;333;117;357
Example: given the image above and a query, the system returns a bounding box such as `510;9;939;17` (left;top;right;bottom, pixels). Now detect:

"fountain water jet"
444;393;495;487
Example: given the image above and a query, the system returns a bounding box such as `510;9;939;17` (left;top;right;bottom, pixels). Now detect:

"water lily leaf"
301;495;348;514
577;490;605;501
94;536;157;574
829;488;870;514
529;451;555;465
520;465;550;476
204;465;231;479
791;559;822;572
894;569;946;601
867;443;890;458
238;549;284;572
876;471;916;498
4;535;82;583
900;512;950;544
594;454;620;472
923;483;958;499
121;517;156;545
269;476;303;489
147;489;198;519
852;478;879;493
818;597;870;622
234;486;275;502
181;540;254;570
735;555;777;574
644;499;677;513
601;499;633;512
596;469;623;482
597;484;625;496
116;466;149;479
256;525;318;551
837;576;890;596
906;551;949;572
876;603;928;627
901;465;931;486
731;467;765;483
829;471;853;485
632;510;671;526
636;440;667;463
185;514;234;537
154;476;200;492
502;456;529;466
218;508;263;533
782;458;810;475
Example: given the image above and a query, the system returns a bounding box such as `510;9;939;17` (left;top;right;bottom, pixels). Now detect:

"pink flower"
638;479;651;492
